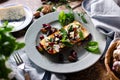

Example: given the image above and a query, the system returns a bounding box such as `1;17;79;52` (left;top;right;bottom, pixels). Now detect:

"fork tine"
16;52;23;63
13;53;19;65
15;53;21;64
14;52;23;65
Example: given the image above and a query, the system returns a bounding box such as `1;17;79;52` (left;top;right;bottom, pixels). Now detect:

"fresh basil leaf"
85;41;100;54
0;21;25;79
58;11;74;26
15;42;25;50
0;34;1;40
60;28;67;41
87;41;98;46
3;21;8;27
79;31;84;40
61;40;73;47
60;28;67;35
81;15;87;23
65;12;74;23
4;27;13;32
0;59;11;79
59;11;66;26
78;13;87;23
68;25;73;32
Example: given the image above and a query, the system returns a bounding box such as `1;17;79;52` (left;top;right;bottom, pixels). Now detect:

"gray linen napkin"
82;0;120;59
8;49;66;80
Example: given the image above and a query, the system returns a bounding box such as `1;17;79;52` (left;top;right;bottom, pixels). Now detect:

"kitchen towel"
82;0;120;32
8;49;66;80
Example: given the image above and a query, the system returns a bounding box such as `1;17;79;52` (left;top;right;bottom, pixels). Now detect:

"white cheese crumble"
76;34;80;39
45;43;49;46
45;37;50;42
70;32;74;38
55;37;59;41
53;44;60;52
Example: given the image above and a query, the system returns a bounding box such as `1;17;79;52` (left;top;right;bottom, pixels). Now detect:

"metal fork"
13;52;31;80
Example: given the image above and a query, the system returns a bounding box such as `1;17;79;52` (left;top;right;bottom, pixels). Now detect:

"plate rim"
25;11;106;73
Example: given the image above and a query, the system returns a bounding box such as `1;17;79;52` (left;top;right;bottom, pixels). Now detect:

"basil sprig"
85;41;100;54
58;11;74;26
0;21;25;79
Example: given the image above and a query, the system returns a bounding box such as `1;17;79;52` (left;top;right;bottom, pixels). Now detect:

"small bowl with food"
105;39;120;80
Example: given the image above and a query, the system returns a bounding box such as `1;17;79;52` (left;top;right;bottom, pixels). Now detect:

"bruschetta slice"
40;21;90;54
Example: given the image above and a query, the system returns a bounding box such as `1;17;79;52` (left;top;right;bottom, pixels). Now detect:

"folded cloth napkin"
82;0;120;32
82;0;120;58
8;49;66;80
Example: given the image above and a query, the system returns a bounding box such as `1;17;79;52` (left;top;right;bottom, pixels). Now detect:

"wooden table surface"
0;0;112;80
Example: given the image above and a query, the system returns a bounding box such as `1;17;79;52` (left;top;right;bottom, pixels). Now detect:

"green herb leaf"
49;38;53;42
37;7;43;11
3;21;8;27
15;42;25;50
81;15;87;23
0;59;11;80
60;28;67;40
58;11;74;26
79;31;84;40
59;11;66;26
68;25;73;32
0;21;25;79
61;40;73;47
78;13;87;23
85;41;100;54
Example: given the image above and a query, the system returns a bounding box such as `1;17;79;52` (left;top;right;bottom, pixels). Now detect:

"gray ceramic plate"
0;4;33;32
25;11;106;73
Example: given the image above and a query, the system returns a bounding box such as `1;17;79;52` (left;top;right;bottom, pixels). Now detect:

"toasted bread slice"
40;21;90;54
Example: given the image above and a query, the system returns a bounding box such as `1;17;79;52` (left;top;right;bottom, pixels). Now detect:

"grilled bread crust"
40;21;90;54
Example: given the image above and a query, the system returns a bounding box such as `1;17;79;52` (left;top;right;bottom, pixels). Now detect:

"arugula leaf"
58;11;74;26
85;41;100;54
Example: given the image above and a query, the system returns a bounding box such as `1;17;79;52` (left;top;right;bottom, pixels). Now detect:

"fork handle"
23;70;31;80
